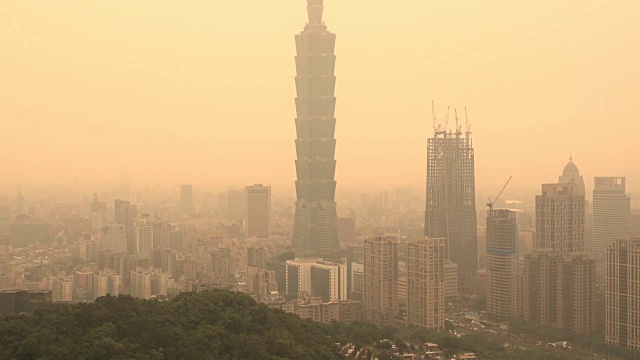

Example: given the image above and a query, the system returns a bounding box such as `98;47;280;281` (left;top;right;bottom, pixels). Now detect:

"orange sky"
1;1;639;194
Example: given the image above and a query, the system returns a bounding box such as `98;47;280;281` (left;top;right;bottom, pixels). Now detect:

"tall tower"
593;177;631;258
292;0;340;262
607;236;640;350
486;209;517;323
245;184;271;238
425;114;477;292
407;237;445;330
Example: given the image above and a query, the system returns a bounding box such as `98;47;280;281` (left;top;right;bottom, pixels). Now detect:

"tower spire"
307;0;323;24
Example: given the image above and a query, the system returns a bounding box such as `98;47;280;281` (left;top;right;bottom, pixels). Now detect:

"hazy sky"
1;1;639;194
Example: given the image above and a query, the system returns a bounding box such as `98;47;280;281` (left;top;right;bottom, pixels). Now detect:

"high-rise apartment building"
114;199;137;254
135;220;154;259
520;249;595;336
424;122;477;293
94;271;121;300
363;236;398;326
245;184;271;238
407;237;445;330
181;185;193;215
130;268;152;300
212;248;234;284
338;217;356;244
90;195;107;234
51;275;74;302
535;182;585;255
291;0;340;262
286;258;347;302
521;159;595;336
606;237;640;350
593;177;631;258
486;209;517;323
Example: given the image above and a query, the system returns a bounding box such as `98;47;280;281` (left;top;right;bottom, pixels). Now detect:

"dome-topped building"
558;155;585;195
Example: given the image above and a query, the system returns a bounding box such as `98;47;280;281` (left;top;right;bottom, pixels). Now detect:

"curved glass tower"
292;0;340;262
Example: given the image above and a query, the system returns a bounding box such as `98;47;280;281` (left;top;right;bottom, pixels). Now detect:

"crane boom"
487;176;513;211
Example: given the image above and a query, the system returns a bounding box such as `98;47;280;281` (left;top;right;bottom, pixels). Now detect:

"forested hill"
0;291;341;360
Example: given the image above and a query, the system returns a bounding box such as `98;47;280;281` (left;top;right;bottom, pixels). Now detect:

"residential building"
363;236;398;326
407;237;445;330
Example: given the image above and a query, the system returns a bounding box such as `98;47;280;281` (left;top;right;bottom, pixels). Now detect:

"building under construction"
424;105;477;293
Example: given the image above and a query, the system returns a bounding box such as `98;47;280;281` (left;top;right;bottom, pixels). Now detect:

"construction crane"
487;176;513;211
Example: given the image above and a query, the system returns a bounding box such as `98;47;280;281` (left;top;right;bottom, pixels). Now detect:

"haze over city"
2;1;640;359
2;1;639;194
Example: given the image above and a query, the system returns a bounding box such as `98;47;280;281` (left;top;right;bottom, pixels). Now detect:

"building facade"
535;182;585;255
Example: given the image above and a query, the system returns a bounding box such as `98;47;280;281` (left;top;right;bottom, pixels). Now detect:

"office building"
407;237;445;330
363;236;398;326
245;184;271;238
291;0;340;262
593;177;630;258
101;223;127;253
606;237;640;350
181;184;194;215
9;220;50;247
486;209;517;323
424;115;477;293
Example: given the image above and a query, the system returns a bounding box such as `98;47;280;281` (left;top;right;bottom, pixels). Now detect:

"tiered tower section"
292;0;340;262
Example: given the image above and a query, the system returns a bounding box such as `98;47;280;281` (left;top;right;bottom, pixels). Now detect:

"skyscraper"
606;236;640;350
292;0;340;262
486;209;517;323
90;194;107;234
424;118;477;292
535;182;585;255
519;159;595;336
114;199;137;254
245;184;271;238
520;250;595;336
407;237;445;330
593;177;631;258
180;184;193;215
363;236;398;327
